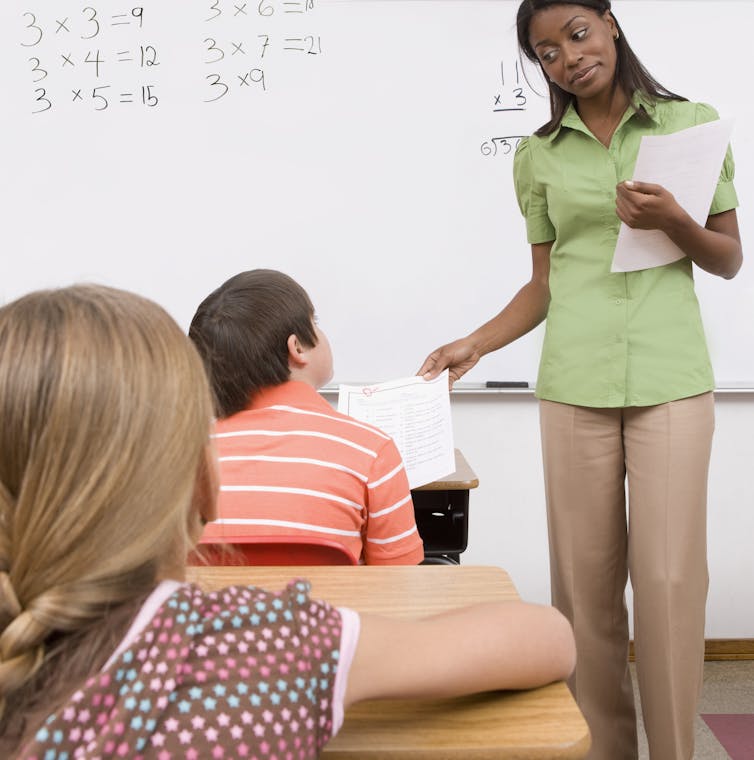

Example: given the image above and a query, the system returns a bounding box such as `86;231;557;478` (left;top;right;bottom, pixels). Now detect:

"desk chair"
188;534;358;566
411;450;476;564
413;489;468;564
421;555;459;566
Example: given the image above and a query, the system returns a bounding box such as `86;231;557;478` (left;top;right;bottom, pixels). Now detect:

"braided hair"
0;285;214;751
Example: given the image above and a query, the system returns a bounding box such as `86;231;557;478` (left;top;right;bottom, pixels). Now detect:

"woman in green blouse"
419;2;742;759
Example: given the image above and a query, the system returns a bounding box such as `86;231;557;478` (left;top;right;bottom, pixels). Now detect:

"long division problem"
481;59;542;158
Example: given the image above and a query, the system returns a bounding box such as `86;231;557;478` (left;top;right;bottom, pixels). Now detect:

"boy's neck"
288;367;321;390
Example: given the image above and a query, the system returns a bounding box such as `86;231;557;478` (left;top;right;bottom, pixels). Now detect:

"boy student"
189;269;425;564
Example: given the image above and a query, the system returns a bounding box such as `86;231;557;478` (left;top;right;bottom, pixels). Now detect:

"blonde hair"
0;285;213;742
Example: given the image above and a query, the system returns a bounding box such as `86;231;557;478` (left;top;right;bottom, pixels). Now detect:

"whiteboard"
2;0;753;384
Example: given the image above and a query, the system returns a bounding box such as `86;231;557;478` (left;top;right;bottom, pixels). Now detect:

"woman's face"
528;4;619;103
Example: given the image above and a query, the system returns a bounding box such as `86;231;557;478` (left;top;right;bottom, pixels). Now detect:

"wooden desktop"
186;564;590;759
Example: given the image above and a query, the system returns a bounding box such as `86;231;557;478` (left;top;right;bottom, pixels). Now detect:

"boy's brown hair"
189;269;318;418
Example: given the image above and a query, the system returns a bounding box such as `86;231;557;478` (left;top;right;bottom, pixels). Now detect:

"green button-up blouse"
513;94;738;407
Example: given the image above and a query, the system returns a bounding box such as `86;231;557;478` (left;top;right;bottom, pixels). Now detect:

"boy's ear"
190;441;219;539
287;333;309;369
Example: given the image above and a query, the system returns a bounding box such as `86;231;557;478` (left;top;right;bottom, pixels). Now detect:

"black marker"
485;381;529;388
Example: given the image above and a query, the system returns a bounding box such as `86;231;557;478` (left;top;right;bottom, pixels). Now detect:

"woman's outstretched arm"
418;242;552;385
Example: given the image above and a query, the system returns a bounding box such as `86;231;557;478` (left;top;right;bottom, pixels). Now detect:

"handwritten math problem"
13;2;545;163
19;6;160;113
201;0;323;103
16;1;324;114
481;59;541;158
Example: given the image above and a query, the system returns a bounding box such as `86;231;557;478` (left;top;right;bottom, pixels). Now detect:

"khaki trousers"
539;393;714;760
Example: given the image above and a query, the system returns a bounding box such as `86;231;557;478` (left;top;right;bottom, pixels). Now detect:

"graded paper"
337;371;454;489
611;119;734;272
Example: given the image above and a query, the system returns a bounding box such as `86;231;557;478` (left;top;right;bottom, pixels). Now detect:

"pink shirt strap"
332;606;361;734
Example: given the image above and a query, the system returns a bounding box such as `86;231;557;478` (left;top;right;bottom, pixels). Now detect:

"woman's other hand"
616;180;742;279
615;180;682;232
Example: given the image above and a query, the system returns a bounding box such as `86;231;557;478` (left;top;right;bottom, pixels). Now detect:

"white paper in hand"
611;118;733;272
337;370;454;489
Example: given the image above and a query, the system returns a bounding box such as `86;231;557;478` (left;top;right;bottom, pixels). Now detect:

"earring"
614;32;620;40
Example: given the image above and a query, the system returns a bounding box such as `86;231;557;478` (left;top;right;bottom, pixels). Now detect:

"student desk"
412;449;478;563
185;564;590;759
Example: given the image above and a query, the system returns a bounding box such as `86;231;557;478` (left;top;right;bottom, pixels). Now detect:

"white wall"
4;1;754;387
453;391;754;638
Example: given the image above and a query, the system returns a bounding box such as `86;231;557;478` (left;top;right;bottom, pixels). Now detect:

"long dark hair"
516;0;686;136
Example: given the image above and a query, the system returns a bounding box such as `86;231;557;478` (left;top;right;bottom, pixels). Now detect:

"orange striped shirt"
203;381;424;565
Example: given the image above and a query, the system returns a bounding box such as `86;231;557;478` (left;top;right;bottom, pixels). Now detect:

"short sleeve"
695;102;738;215
513;137;556;244
331;607;361;735
363;437;424;566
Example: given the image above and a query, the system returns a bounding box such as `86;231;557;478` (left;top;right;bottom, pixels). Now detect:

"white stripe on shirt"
367;463;403;490
268;405;391;441
366;525;419;545
369;494;412;518
220;484;363;510
212;518;362;537
218;454;368;483
212;429;377;458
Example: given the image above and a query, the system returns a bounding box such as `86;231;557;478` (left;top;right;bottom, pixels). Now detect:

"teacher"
418;2;742;759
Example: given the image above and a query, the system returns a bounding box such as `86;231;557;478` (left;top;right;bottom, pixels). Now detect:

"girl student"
419;1;742;758
0;284;575;758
